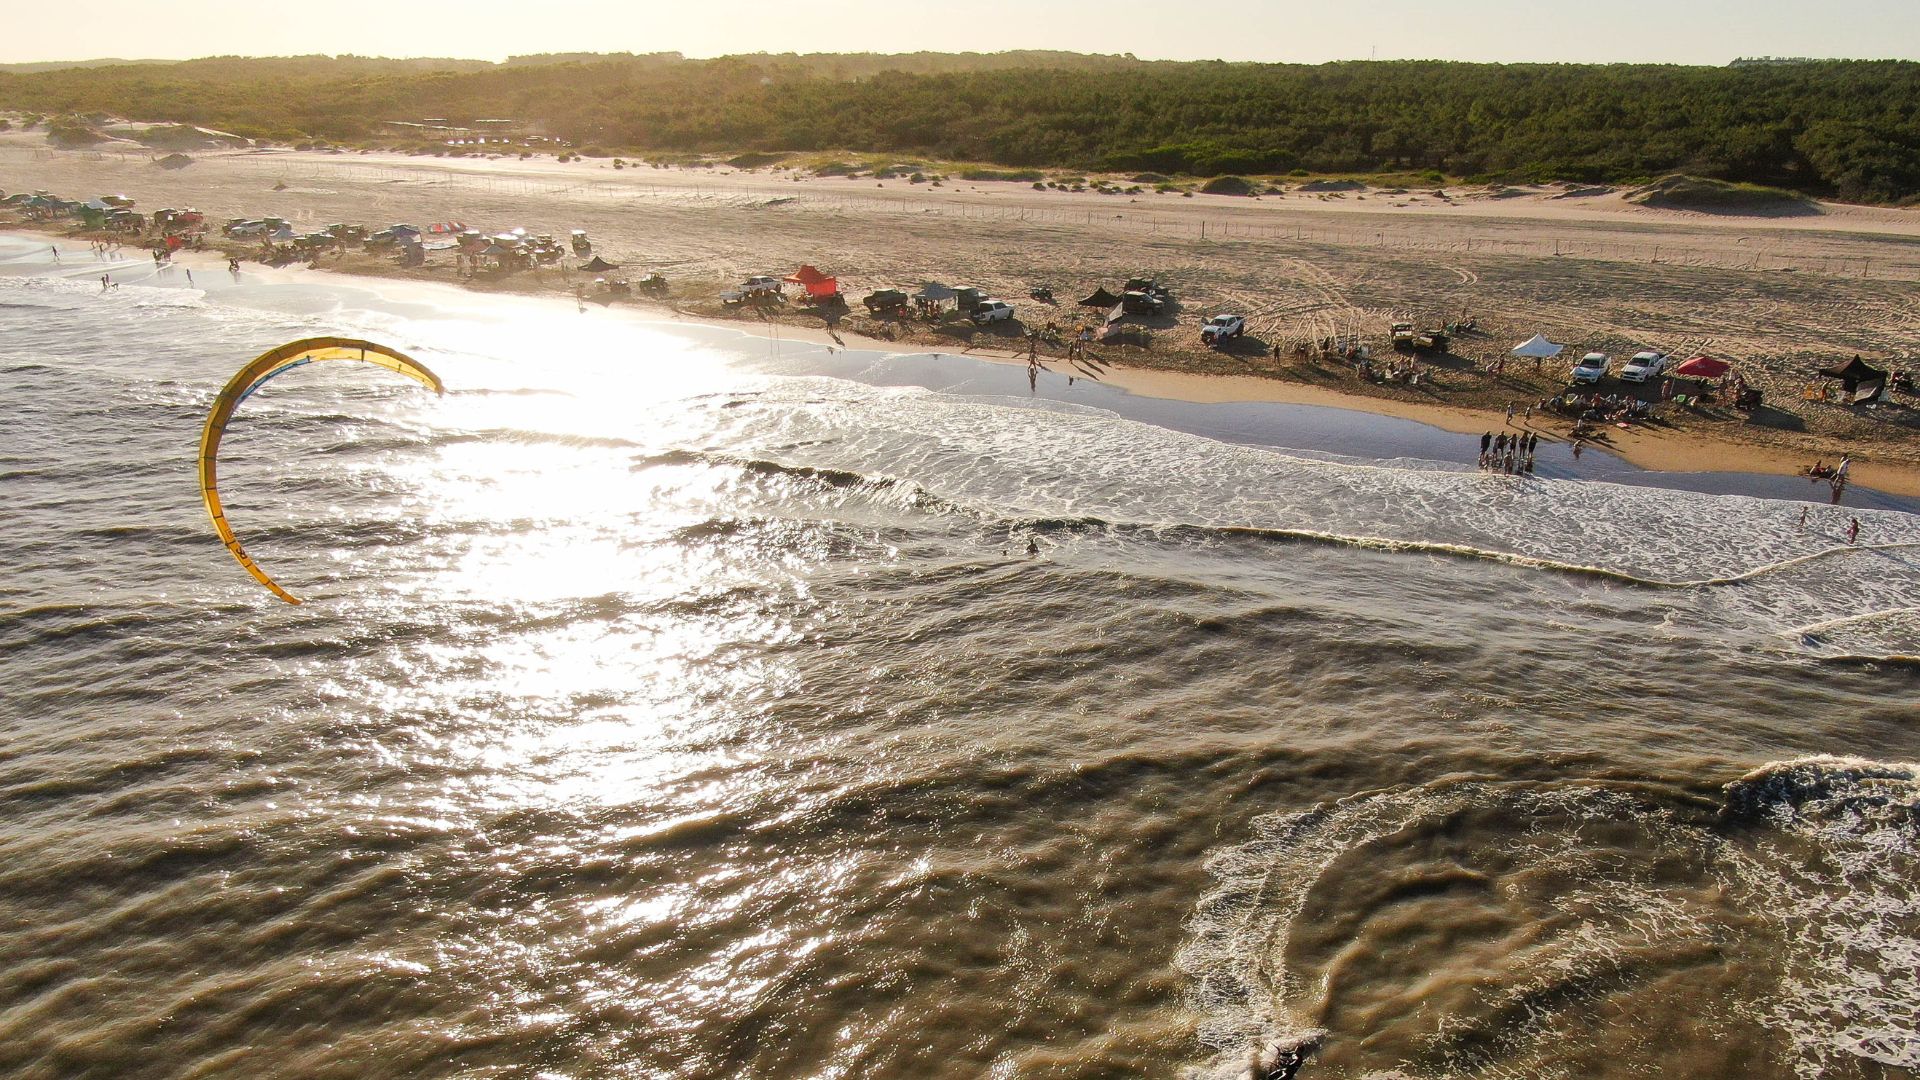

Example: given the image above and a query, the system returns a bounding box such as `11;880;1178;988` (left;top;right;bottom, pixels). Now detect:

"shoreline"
7;215;1920;498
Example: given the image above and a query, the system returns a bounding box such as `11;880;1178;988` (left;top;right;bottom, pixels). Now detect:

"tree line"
3;53;1918;202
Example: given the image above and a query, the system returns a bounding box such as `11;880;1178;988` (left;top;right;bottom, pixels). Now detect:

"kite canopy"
1510;333;1565;358
1673;354;1730;379
199;337;442;605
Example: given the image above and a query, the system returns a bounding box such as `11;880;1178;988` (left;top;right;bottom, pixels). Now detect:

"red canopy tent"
1674;354;1730;379
784;264;839;300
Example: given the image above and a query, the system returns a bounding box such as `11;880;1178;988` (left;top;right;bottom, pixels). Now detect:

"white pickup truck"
1619;350;1670;383
1201;314;1246;346
970;299;1015;324
720;276;784;305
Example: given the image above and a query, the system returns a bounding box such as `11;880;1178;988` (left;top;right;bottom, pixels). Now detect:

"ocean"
1;232;1916;1080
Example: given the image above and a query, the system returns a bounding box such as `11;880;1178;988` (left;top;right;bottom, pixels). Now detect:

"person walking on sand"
1847;517;1860;545
1505;402;1515;426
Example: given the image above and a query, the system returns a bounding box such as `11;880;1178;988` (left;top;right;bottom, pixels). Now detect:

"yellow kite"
199;336;443;604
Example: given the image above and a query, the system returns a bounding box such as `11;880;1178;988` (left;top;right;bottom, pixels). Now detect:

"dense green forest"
5;53;1919;202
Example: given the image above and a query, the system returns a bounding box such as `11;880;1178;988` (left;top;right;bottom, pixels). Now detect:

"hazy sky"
5;0;1919;66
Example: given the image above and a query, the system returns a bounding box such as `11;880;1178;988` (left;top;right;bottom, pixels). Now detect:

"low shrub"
1199;175;1256;196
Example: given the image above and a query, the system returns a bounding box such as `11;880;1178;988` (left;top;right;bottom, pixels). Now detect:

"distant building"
472;119;548;140
380;120;474;138
378;118;546;145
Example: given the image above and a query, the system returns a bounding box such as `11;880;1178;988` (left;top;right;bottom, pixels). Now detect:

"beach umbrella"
1674;355;1730;379
1510;333;1565;358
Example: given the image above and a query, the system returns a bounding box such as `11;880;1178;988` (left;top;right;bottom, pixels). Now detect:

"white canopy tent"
1511;333;1565;358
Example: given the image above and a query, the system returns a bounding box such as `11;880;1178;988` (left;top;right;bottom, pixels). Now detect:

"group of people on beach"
1544;390;1654;424
1359;356;1426;386
1805;455;1855;503
1798;504;1863;544
1478;430;1539;474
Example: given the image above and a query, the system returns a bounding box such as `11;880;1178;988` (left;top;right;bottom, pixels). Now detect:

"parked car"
1571;352;1610;384
970;299;1015;324
1619;350;1669;383
1201;314;1247;346
224;220;272;237
720;276;784;305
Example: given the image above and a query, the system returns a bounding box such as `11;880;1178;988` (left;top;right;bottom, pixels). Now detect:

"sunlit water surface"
2;234;1917;1080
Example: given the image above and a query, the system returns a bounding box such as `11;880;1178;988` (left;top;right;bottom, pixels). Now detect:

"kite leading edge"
199;336;443;605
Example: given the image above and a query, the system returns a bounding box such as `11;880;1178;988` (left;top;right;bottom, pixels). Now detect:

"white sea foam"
1182;762;1920;1078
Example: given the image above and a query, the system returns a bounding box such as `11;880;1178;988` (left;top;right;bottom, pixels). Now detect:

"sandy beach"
6;134;1920;492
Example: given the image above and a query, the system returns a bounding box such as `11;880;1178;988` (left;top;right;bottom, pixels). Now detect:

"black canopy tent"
863;288;909;312
1819;355;1888;403
1079;287;1119;308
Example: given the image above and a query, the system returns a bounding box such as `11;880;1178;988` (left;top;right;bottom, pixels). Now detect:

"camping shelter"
1080;287;1119;308
912;282;957;307
1510;334;1565;359
863;289;909;313
1819;356;1888;403
785;264;840;301
579;256;620;272
1674;355;1731;380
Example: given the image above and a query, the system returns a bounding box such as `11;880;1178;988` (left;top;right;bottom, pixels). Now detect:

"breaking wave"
1181;758;1920;1078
